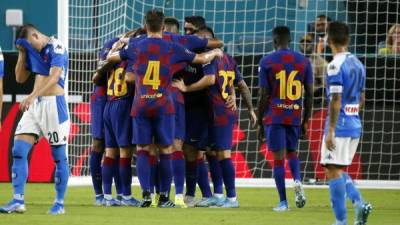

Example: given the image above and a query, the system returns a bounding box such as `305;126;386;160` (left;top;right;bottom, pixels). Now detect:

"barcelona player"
257;26;313;211
107;10;223;207
321;21;371;225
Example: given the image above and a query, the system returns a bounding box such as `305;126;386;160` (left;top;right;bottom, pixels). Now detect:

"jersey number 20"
275;70;301;100
143;61;161;90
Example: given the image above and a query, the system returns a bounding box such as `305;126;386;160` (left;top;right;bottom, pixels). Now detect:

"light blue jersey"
0;47;4;78
324;52;366;138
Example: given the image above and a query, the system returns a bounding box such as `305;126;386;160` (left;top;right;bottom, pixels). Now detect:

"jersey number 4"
143;61;161;90
275;70;301;100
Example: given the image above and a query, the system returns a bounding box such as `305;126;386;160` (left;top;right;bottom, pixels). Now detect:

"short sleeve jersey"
258;49;313;126
325;52;366;137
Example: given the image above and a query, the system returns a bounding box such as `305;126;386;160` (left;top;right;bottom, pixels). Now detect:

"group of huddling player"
0;8;373;225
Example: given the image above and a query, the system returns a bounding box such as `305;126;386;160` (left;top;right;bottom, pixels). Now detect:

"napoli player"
108;10;222;207
257;26;313;211
0;46;4;130
321;21;371;225
0;24;70;214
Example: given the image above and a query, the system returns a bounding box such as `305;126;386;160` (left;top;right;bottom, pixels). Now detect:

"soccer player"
0;24;69;214
320;21;372;225
164;17;180;34
0;46;4;130
184;16;206;34
257;26;313;211
108;9;223;208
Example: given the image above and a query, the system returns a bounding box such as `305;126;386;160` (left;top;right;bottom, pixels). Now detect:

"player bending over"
257;26;313;211
0;24;70;215
107;9;223;208
320;21;371;225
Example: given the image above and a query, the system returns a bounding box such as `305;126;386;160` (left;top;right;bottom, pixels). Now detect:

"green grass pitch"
0;183;399;225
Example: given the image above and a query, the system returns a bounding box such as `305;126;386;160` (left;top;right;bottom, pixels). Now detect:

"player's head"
16;24;46;51
272;26;291;49
299;33;314;55
315;14;331;36
195;27;215;39
164;17;180;34
327;21;350;49
184;16;206;34
145;9;165;33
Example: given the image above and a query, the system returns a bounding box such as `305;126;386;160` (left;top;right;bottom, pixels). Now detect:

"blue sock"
273;160;286;202
342;172;361;205
113;155;123;196
119;157;132;196
149;155;159;194
329;177;347;222
172;151;185;195
196;159;212;198
159;154;172;196
11;140;32;197
219;158;236;198
287;152;301;182
136;150;151;192
51;145;70;203
89;151;103;196
102;156;114;195
185;161;197;197
207;155;223;194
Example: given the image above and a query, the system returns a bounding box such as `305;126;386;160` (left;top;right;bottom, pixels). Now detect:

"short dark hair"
16;24;37;39
317;14;331;22
184;16;206;29
272;26;291;45
327;21;350;46
196;26;215;38
164;17;179;31
145;9;164;32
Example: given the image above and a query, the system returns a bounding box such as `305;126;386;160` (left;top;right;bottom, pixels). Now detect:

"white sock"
214;193;224;199
13;194;24;201
228;197;237;202
175;194;183;199
104;194;112;200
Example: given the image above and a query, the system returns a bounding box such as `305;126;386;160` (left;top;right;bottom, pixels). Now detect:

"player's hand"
300;121;309;139
16;45;25;53
249;110;257;128
225;95;236;111
213;48;224;58
257;125;266;143
172;79;187;92
19;95;35;112
112;40;125;51
325;130;336;151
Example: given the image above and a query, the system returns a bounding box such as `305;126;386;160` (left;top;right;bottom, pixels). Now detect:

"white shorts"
15;95;70;145
320;136;359;166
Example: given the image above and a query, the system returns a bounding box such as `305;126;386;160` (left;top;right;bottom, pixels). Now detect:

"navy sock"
342;172;361;205
11;140;32;197
102;157;115;195
185;161;197;197
159;154;172;196
119;157;132;196
113;155;123;195
287;152;301;182
89;151;103;195
273;160;286;202
329;177;347;222
136;150;151;192
219;158;236;198
207;155;223;194
172;151;185;195
196;159;212;198
51;145;70;203
149;155;158;194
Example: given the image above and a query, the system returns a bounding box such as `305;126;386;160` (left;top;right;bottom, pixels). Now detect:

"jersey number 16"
275;70;301;101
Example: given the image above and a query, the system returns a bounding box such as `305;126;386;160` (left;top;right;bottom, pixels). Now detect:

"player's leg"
132;116;153;207
49;144;69;214
285;125;306;208
265;124;289;211
206;150;224;202
182;143;198;206
155;114;176;208
194;150;214;207
149;145;160;207
89;97;106;205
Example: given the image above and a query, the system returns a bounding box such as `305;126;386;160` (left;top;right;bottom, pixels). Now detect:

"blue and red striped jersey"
119;37;196;117
258;48;313;126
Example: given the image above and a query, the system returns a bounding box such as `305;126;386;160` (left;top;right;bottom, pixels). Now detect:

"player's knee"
51;145;68;164
324;165;343;180
105;148;118;158
92;139;105;153
12;140;32;159
216;150;230;160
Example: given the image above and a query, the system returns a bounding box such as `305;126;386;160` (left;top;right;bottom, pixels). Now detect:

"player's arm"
173;74;215;92
301;61;314;138
30;66;63;98
15;46;31;83
206;38;224;49
237;79;257;127
191;49;223;64
359;92;365;109
257;87;269;142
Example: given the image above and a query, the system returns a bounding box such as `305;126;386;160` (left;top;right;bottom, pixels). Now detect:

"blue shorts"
184;109;210;150
132;114;175;146
174;101;185;141
210;120;234;151
103;98;132;148
265;124;300;152
90;96;106;140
